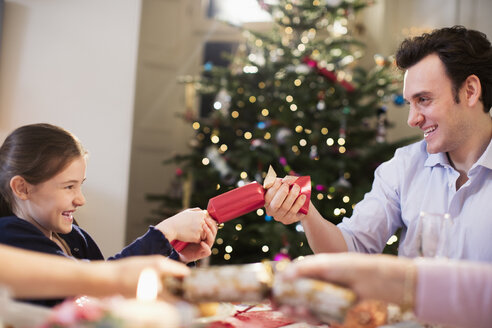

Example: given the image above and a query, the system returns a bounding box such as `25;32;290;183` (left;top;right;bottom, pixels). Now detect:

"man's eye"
419;97;430;103
65;185;74;190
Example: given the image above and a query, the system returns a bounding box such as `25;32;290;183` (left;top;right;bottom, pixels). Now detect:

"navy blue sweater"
0;216;179;307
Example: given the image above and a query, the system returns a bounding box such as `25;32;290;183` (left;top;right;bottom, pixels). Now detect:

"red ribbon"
302;56;355;92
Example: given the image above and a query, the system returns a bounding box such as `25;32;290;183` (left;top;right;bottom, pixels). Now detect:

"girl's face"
24;156;86;238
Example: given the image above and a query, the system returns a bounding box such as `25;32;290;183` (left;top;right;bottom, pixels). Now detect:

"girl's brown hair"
0;123;87;216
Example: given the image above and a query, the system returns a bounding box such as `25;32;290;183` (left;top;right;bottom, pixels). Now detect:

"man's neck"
446;121;491;191
448;120;492;174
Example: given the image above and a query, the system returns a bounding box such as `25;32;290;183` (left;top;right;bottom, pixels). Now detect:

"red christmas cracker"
171;172;311;252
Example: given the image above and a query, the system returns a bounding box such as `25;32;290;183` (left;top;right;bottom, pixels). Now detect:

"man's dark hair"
395;25;492;113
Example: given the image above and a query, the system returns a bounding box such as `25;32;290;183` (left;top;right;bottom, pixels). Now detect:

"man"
264;26;492;262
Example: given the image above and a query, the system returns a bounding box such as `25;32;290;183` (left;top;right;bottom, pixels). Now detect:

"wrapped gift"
272;276;356;324
269;260;356;324
165;261;356;324
166;262;274;303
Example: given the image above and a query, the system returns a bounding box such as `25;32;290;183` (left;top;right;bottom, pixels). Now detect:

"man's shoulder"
395;139;427;156
386;139;428;166
376;140;430;177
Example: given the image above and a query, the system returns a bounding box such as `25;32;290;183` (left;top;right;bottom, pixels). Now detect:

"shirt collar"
423;138;492;170
476;137;492;170
424;146;450;168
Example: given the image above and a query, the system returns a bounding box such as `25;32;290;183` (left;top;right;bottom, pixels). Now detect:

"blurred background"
0;0;491;262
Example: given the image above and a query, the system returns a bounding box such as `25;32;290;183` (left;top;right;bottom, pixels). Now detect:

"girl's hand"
155;208;209;243
178;216;218;263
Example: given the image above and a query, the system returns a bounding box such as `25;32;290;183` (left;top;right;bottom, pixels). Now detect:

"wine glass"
416;211;454;258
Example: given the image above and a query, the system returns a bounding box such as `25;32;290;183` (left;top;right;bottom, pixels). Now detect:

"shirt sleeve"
415;258;492;328
107;226;179;261
337;150;405;253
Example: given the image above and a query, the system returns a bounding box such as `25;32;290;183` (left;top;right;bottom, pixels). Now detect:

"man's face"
403;53;470;155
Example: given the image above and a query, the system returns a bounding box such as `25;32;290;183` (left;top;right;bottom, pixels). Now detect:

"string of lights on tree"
149;0;414;265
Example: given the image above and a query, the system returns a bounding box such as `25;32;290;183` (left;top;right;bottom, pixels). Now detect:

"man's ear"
463;74;482;107
10;176;30;200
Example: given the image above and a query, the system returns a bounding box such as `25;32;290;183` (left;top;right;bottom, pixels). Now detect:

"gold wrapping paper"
272;276;357;323
166;262;273;303
165;261;356;323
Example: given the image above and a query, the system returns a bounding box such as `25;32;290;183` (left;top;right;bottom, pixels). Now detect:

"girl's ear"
10;176;30;200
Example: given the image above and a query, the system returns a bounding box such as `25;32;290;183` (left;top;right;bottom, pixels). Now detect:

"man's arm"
300;203;348;253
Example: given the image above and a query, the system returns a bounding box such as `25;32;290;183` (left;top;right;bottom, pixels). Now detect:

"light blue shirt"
338;139;492;262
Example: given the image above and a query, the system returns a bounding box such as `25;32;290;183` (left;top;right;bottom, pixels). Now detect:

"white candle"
110;268;180;328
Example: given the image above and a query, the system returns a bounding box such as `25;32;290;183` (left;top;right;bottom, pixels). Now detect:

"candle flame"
136;268;160;301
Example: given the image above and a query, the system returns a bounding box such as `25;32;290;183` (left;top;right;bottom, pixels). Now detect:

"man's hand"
264;176;307;225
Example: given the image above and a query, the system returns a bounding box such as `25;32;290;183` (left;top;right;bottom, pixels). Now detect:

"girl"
0;123;217;306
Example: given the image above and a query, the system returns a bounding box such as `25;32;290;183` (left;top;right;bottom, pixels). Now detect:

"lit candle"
137;268;160;301
110;268;180;328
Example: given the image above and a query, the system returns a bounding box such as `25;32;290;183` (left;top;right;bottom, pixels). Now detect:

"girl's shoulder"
0;216;61;255
0;216;45;237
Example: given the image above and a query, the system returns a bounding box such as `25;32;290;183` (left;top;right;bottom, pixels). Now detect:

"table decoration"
167;262;274;303
165;260;357;326
41;268;187;328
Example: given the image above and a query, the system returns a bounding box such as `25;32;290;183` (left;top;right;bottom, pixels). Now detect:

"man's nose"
407;106;423;128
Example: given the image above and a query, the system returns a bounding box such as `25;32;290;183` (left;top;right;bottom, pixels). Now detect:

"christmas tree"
148;0;415;265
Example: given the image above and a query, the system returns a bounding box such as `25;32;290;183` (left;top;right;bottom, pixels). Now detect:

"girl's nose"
74;191;86;207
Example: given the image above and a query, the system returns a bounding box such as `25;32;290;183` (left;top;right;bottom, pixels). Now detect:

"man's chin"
425;142;442;154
